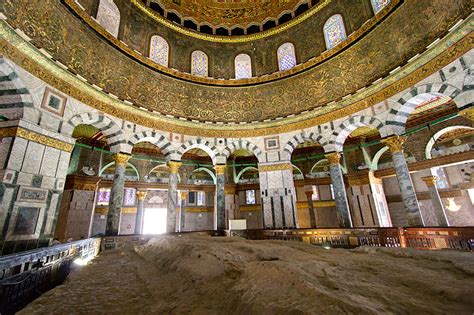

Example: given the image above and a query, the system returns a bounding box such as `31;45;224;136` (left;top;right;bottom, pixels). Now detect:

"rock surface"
21;235;474;314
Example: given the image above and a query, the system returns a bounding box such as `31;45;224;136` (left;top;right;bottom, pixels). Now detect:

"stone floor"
20;235;474;314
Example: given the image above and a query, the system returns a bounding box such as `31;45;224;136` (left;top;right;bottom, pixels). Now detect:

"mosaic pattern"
371;0;391;14
191;51;208;77
96;0;120;38
123;188;136;206
234;54;252;79
149;35;169;67
323;14;347;50
277;43;296;71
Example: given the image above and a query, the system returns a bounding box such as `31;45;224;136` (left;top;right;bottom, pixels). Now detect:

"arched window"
371;0;390;14
191;50;208;77
149;35;169;67
234;54;252;79
277;43;296;71
323;14;347;50
96;0;120;38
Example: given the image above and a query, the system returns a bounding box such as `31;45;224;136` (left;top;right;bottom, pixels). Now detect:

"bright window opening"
330;184;335;199
467;188;474;205
197;191;205;206
312;185;320;200
143;208;167;234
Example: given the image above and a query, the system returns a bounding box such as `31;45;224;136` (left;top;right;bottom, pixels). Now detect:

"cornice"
0;126;74;152
0;16;471;137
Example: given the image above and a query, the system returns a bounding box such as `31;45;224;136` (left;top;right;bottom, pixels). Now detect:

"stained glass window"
323;14;347;50
371;0;390;14
191;51;208;77
312;185;320;201
96;0;120;38
277;43;297;71
234;54;252;79
197;191;205;206
97;188;111;206
433;167;449;189
149;35;169;67
246;190;256;205
330;184;335;199
123;188;136;206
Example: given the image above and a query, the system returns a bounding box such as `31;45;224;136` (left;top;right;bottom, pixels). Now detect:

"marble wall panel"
7;137;28;171
40;146;60;177
22;141;45;174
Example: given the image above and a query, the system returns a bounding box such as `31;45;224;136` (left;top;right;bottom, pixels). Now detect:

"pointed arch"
330;116;385;152
386;83;463;135
96;0;120;38
425;125;474;159
283;132;329;159
371;147;389;170
234;53;252;79
235;166;259;183
277;43;297;71
176;139;219;164
191;50;208;77
221;140;264;163
149;35;169;67
191;167;216;184
68;112;125;152
126;130;175;158
323;14;347;50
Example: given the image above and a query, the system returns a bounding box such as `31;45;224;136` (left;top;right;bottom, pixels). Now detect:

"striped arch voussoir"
330;116;384;152
126;130;174;157
221;140;264;163
283;132;328;157
176;139;219;163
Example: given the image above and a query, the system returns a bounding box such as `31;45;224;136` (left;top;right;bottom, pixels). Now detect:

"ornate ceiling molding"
65;0;398;86
0;14;471;137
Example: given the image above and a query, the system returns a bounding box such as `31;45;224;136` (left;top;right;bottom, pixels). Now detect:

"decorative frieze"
259;163;292;172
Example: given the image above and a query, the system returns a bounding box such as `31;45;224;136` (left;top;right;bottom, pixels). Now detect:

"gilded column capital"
136;190;148;201
214;164;226;175
180;191;188;200
381;135;407;153
325;152;341;166
167;161;182;174
113;153;131;166
459;107;474;121
421;176;438;187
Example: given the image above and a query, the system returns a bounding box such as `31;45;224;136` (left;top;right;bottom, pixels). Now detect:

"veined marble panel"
40;146;60;177
56;150;71;179
7;137;28;171
22;141;45;174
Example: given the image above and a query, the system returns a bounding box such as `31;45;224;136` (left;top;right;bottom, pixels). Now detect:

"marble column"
167;161;181;233
214;164;226;231
106;153;131;236
381;136;424;226
179;191;188;232
305;191;317;228
134;190;147;234
421;176;449;227
325;152;352;228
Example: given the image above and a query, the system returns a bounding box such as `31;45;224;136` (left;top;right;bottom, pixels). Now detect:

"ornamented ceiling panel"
154;0;305;27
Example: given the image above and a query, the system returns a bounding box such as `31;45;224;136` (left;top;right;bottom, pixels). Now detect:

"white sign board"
229;219;247;230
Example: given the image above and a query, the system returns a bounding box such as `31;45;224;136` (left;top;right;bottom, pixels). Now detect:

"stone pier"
421;176;449;227
305;191;317;228
382;136;424;226
326;152;352;228
215;164;226;231
167;161;182;233
134;190;147;234
106;153;131;236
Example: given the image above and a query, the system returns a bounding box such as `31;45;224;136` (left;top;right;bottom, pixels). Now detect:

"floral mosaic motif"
96;0;120;38
234;54;252;79
123;188;136;206
277;43;296;71
323;14;347;50
371;0;391;14
149;35;169;67
191;50;208;77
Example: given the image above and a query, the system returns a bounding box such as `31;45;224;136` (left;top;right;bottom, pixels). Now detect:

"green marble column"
106;153;131;236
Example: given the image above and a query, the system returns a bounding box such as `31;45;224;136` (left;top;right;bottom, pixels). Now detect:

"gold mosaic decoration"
259;163;293;172
0;1;471;137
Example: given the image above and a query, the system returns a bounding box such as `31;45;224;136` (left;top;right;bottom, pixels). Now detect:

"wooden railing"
0;238;101;314
245;227;474;251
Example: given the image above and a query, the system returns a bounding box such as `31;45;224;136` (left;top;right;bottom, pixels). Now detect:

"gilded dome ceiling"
147;0;310;34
